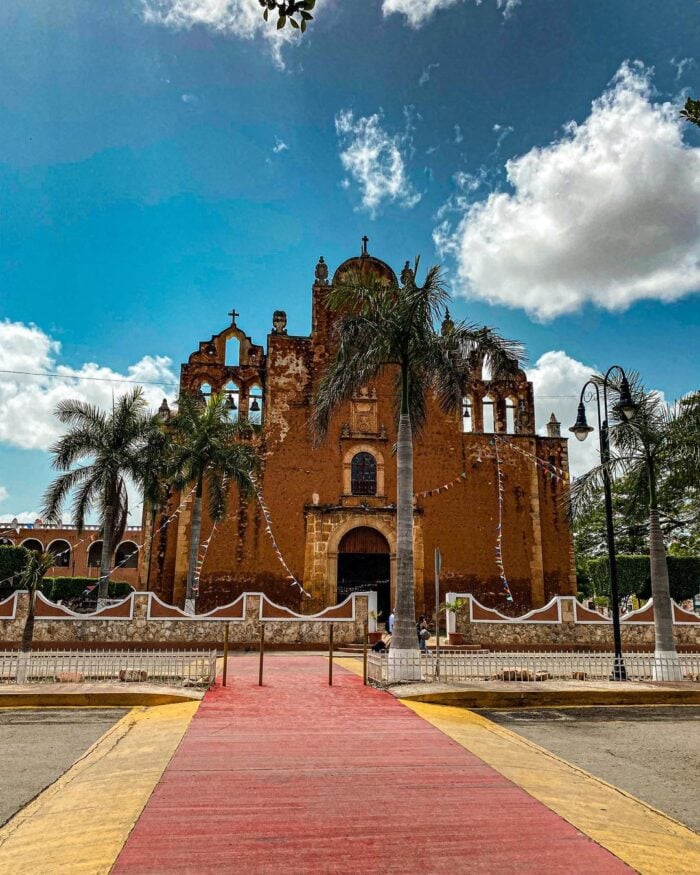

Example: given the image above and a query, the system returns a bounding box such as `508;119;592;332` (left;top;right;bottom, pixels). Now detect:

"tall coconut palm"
570;377;700;680
312;259;523;669
169;391;260;612
42;388;158;601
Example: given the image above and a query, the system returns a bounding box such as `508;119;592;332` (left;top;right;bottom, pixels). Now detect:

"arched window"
198;382;212;405
505;397;517;434
47;539;71;568
87;541;102;568
351;452;377;496
115;541;138;569
21;538;43;554
462;396;473;433
224;381;239;422
225;335;240;366
482;395;495;434
248;384;263;425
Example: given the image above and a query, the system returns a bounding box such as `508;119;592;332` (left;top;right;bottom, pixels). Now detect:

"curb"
397;687;700;708
0;691;202;708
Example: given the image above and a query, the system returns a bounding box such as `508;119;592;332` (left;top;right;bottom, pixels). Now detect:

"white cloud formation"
140;0;301;68
527;351;600;476
670;56;695;82
435;63;700;320
383;0;520;27
273;137;289;153
453;124;464;145
0;486;8;505
419;62;440;86
0;320;177;452
0;511;39;526
335;109;421;216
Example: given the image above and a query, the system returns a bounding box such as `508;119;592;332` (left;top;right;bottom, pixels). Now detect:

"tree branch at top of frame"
258;0;315;32
681;97;700;129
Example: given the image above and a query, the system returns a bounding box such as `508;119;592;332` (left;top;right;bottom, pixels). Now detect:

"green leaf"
300;11;312;20
289;16;299;28
304;0;316;8
263;7;268;20
300;17;307;32
277;14;286;28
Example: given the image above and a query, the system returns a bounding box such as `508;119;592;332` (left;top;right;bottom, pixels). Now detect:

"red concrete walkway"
114;656;630;873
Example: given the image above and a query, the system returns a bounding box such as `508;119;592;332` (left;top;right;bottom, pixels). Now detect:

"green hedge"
41;578;134;603
588;554;700;602
0;545;30;598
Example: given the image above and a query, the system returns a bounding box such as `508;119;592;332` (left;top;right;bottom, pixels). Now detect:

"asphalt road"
0;708;127;827
480;706;700;833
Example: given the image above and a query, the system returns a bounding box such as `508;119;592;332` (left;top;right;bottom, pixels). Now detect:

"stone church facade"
142;246;576;616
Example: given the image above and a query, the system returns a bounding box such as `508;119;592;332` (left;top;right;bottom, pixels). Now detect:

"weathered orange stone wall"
142;253;576;616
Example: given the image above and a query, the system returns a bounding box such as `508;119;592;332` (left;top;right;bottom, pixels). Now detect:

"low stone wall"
446;593;700;650
0;591;375;650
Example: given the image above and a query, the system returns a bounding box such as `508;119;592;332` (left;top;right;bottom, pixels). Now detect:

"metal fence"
367;649;700;686
1;649;217;688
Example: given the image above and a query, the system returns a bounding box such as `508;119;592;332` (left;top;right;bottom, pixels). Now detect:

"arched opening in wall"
47;539;71;568
482;395;495;434
506;397;517;434
462;397;473;433
21;538;43;554
199;382;212;404
87;541;103;569
0;537;14;546
223;381;239;422
248;384;263;425
337;527;391;620
115;541;138;569
225;335;240;367
351;452;377;495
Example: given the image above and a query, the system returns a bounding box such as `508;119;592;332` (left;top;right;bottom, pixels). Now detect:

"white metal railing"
2;649;217;688
367;650;700;685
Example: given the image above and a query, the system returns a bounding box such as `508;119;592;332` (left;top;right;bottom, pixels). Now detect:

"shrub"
588;554;700;602
41;577;134;603
0;545;31;598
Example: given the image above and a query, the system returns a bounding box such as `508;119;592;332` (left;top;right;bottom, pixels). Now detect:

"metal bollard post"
222;624;229;687
328;624;334;686
363;620;368;685
258;624;265;687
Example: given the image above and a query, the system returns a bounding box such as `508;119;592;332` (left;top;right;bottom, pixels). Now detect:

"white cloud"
527;351;600;476
335;109;421;217
181;92;198;103
273;137;289;153
0;486;8;504
436;62;700;320
0;320;177;452
671;56;695;82
382;0;521;27
453;124;463;145
0;511;39;526
140;0;301;68
419;62;440;86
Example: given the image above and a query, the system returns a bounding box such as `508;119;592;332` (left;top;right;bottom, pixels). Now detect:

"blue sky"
1;0;699;521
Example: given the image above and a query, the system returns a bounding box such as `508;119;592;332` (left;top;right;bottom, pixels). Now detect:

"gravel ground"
0;708;127;826
479;706;700;833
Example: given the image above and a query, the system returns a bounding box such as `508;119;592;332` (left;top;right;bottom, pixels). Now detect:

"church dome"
332;240;397;287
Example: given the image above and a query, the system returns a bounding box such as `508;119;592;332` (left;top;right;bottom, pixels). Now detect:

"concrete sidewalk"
114;656;631;873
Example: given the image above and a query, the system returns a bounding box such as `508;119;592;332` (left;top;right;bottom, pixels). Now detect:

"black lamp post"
569;366;637;681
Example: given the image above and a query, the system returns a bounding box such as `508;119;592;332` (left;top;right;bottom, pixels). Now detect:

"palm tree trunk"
647;461;681;680
388;364;419;680
98;499;115;603
185;478;203;615
145;504;157;591
21;588;36;653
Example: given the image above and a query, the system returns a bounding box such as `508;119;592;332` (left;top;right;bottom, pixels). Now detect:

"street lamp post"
569;366;637;681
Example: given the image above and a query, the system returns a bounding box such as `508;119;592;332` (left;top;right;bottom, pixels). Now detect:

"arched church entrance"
337;527;391;620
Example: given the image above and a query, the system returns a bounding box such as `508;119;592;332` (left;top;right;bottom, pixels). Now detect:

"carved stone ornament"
315;256;329;285
400;260;414;286
272;310;288;335
340;422;351;438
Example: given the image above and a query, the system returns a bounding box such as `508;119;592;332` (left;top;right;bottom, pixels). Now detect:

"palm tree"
169;391;260;612
570;377;700;680
15;550;55;682
42;388;158;602
312;259;523;670
140;417;175;591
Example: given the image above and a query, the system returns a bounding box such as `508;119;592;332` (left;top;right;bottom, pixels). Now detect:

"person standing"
387;609;395;635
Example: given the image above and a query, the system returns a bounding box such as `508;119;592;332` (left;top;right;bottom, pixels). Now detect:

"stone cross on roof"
361;235;369;256
228;308;239;325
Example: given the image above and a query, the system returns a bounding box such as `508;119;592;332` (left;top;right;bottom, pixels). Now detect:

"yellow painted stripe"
405;701;700;875
0;702;199;874
334;656;364;677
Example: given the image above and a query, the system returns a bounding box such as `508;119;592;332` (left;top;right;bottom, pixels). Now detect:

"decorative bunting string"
192;521;217;595
493;440;514;603
494;435;570;482
249;473;311;598
414;470;469;499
